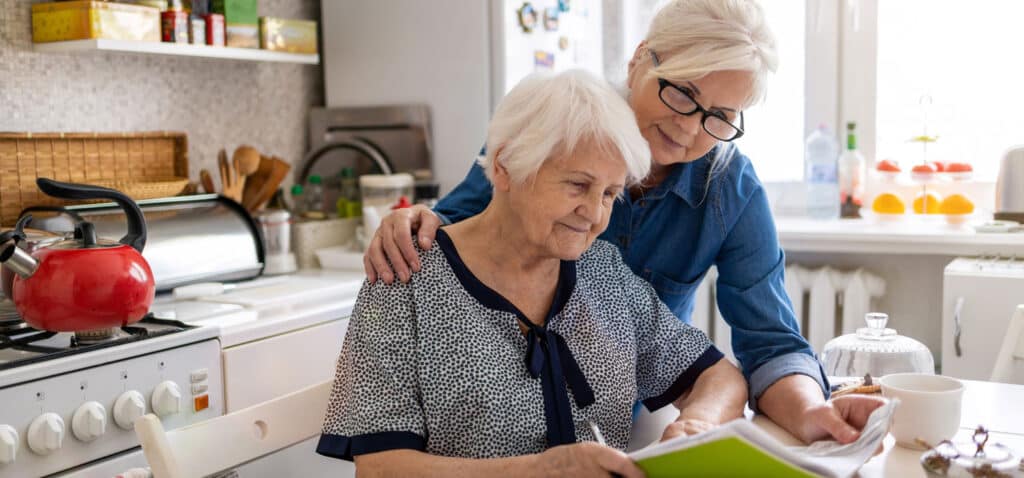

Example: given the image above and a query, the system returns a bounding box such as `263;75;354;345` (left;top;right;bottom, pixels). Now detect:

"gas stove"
0;300;223;477
1;309;194;373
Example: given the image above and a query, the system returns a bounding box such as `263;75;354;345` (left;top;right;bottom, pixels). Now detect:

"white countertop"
775;216;1024;255
152;269;366;348
753;379;1024;477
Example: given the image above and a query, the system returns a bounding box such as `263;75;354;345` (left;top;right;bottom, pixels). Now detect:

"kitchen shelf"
775;217;1024;256
33;39;319;64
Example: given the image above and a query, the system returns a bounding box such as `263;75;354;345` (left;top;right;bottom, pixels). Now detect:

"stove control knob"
152;381;182;418
114;391;147;430
0;425;18;464
27;413;64;455
72;401;107;442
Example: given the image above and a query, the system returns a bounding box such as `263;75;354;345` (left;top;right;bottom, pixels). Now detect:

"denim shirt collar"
646;146;714;208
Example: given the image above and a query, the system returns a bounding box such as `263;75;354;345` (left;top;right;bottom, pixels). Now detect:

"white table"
752;379;1024;477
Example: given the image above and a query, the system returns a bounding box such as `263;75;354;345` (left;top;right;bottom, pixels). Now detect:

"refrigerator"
321;0;604;193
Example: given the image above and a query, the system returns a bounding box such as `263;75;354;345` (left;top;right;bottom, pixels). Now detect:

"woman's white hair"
642;0;778;192
645;0;777;107
478;69;650;187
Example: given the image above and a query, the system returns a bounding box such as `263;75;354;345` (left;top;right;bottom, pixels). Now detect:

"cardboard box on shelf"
32;1;161;43
259;17;317;54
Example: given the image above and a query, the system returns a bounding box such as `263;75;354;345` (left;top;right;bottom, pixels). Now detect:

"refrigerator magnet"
558;0;571;12
558;36;570;50
543;7;559;31
534;50;555;70
517;2;538;32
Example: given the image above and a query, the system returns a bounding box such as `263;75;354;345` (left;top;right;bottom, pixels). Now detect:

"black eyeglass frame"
650;50;745;142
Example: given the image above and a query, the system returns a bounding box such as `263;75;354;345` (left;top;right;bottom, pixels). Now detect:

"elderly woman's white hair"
479;69;650;187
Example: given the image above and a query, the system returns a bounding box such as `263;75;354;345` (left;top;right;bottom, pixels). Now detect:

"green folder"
635;436;819;478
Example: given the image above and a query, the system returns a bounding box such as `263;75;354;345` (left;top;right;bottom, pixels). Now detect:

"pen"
588;420;624;478
588;419;606;445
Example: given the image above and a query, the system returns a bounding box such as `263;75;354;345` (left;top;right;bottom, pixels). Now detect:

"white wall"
321;1;492;193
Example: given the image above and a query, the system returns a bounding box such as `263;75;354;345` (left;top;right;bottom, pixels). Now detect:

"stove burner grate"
0;315;194;371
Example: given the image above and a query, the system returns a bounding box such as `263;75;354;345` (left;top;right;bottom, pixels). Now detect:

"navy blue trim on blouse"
435;228;595;448
641;345;725;411
316;431;426;461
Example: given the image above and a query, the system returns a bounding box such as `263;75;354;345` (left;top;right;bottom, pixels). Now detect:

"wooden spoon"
199;169;216;194
232;145;261;194
218;149;243;203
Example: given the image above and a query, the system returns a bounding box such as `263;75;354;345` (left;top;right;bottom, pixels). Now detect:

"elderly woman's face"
503;139;626;261
628;63;753;168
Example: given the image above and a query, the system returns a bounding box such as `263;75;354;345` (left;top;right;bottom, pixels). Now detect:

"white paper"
630;399;899;478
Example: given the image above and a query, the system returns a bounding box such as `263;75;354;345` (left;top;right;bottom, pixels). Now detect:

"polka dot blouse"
317;229;723;461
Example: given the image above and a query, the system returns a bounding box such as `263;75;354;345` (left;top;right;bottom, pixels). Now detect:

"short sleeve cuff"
748;352;830;413
316;431;426;462
642;345;725;411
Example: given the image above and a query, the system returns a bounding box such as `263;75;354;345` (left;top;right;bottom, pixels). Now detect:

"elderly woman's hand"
535;442;645;478
660;418;716;442
793;394;888;445
363;204;442;284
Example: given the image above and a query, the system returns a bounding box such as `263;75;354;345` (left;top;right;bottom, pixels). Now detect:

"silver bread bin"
19;194;264;292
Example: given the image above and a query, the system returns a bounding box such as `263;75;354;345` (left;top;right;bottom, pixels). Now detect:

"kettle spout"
0;240;38;279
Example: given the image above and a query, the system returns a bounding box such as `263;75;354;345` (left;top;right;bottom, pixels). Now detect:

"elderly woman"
365;0;886;445
316;70;746;477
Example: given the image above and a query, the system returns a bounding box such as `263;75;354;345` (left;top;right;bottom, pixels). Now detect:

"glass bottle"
839;122;867;218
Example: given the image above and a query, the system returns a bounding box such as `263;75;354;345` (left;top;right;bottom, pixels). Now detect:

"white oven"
151;270;364;478
0;320;224;478
942;257;1024;380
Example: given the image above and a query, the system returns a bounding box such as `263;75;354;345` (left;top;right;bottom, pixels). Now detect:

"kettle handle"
35;178;147;252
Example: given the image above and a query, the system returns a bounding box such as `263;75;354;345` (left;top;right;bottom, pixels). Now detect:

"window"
735;0;807;182
875;0;1024;180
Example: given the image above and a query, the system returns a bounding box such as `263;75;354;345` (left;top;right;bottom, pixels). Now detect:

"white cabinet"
942;258;1024;380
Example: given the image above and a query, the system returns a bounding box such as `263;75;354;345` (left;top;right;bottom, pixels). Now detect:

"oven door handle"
953;296;965;357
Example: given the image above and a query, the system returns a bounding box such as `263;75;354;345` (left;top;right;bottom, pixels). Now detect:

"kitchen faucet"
297;137;394;183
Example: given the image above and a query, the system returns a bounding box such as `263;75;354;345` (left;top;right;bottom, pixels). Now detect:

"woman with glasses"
364;0;885;447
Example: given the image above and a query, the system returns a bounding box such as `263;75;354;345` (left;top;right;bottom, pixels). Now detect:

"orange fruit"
939;194;974;215
913;191;942;214
872;193;906;214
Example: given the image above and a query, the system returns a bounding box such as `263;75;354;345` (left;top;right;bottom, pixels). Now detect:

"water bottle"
805;125;840;220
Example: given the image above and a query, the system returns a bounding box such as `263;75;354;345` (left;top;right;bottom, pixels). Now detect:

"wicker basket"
0;132;189;226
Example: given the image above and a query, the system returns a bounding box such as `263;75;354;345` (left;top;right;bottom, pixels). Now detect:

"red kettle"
0;179;155;332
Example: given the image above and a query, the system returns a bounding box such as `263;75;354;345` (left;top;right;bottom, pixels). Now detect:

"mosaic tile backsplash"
0;0;324;186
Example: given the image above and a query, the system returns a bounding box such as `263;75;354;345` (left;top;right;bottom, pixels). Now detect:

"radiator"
691;266;886;358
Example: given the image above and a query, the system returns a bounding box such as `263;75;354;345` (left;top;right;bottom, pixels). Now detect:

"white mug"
879;373;964;449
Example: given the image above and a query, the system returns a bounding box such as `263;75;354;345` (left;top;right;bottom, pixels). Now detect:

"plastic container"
290;184;305;216
805;125;840;220
820;312;935;378
359;173;414;242
335;168;361;218
305;175;325;216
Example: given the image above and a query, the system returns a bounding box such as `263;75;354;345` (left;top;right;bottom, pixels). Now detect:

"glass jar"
820;312;935;378
359;173;414;242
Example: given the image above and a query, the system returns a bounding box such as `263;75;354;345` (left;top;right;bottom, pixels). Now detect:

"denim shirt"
433;146;829;410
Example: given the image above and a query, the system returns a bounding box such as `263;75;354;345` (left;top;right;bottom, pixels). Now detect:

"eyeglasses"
650;51;745;142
